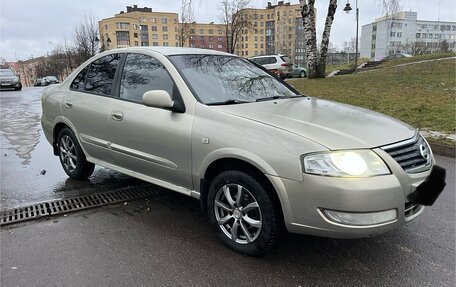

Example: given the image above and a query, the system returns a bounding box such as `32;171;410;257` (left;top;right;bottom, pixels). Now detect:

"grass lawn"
290;57;456;144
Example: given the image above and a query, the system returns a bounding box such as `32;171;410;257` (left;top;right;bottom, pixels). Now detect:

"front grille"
382;134;431;173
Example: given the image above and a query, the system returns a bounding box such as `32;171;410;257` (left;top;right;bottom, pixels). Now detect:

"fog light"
322;209;397;226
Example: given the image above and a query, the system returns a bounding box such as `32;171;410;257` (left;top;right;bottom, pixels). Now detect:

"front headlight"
302;150;390;177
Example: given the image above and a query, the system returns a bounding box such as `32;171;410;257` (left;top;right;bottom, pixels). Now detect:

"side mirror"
142;90;174;109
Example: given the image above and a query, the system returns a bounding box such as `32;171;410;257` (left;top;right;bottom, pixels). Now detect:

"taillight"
281;63;287;66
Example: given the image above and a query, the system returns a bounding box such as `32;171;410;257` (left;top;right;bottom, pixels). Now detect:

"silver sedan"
41;47;446;255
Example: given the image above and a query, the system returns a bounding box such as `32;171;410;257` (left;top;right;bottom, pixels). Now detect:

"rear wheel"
299;71;306;78
207;170;281;255
57;127;94;179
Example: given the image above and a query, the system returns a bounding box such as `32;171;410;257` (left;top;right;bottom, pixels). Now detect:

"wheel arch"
199;157;285;228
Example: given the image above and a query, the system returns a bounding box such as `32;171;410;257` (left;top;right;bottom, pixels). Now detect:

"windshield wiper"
255;95;304;102
207;99;251;106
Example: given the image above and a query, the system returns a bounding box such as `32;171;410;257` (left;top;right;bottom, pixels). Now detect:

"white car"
249;54;293;79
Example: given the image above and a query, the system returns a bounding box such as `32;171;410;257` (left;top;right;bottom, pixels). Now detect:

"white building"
360;11;456;60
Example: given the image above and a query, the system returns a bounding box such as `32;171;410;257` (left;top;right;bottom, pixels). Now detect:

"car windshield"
170;55;298;104
46;76;58;80
0;70;15;76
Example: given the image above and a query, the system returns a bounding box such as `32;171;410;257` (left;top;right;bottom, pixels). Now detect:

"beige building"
98;3;306;65
236;1;306;66
99;5;180;49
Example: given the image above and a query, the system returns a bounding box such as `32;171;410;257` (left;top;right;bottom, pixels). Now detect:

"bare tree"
343;37;357;53
179;0;194;47
73;15;99;65
300;0;337;78
220;0;253;54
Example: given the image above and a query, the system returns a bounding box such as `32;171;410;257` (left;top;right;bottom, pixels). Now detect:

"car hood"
212;97;416;150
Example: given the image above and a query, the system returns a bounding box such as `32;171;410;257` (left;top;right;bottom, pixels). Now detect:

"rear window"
268;57;277;64
280;56;291;63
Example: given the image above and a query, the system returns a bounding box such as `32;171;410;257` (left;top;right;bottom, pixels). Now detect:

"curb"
428;142;455;158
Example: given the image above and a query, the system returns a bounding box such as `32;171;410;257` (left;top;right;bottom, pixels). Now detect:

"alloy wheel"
59;135;77;173
214;184;263;244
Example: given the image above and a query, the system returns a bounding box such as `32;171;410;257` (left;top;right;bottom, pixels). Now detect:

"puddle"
0;88;147;209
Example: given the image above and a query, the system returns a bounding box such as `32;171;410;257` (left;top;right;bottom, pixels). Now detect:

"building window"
416;33;421;38
104;24;108;30
151;18;157;23
151;26;157;31
199;29;204;34
163;42;169;46
135;41;139;46
190;28;195;34
200;36;205;41
134;33;138;38
162;26;168;32
153;42;158;46
162;18;167;24
218;44;223;49
116;22;129;29
372;25;377;32
218;36;222;41
397;32;402;38
390;31;395;37
163;34;168;40
174;18;178;24
209;44;214;49
116;31;130;47
218;29;222;34
209;29;213;34
209;36;214;42
152;34;158;39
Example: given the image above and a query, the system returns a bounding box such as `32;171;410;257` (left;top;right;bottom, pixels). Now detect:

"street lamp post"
344;0;359;73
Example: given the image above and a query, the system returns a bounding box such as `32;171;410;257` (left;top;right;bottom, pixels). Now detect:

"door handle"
65;102;73;109
111;111;124;121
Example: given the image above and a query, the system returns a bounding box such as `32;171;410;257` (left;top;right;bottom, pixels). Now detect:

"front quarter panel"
192;103;327;188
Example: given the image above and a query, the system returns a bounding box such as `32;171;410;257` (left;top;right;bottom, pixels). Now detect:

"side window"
269;57;277;64
119;53;174;103
84;54;121;96
70;66;88;91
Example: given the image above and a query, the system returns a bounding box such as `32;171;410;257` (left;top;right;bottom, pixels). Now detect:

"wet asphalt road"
0;88;148;209
0;88;455;286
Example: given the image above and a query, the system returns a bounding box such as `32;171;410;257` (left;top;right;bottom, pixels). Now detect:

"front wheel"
299;71;306;78
57;127;95;179
207;170;281;255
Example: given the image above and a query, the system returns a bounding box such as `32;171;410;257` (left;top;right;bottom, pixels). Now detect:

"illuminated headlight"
321;209;397;226
302;150;390;177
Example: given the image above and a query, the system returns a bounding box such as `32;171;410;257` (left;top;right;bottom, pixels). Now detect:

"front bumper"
267;148;445;239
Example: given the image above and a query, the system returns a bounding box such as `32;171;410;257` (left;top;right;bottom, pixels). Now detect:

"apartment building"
99;3;306;65
236;1;306;66
99;5;180;49
186;22;228;52
360;11;456;60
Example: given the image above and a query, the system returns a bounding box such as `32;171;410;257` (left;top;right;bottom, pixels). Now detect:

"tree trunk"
301;0;318;78
318;0;337;77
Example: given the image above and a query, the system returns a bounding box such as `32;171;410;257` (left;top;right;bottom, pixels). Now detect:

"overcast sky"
0;0;455;61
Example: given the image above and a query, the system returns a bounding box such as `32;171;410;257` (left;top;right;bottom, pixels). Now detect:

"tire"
299;71;306;78
57;127;95;179
207;170;281;256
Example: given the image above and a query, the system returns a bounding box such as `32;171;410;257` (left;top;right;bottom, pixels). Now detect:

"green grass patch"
290;58;456;134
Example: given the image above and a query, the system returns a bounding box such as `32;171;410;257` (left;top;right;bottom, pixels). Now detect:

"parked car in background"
42;47;445;255
249;54;293;79
0;69;22;90
34;78;44;86
291;64;307;78
42;76;60;86
382;53;412;61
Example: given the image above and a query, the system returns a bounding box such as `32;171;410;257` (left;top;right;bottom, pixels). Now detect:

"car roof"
249;54;286;59
108;46;234;57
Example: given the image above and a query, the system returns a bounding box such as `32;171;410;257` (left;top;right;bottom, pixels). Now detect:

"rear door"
62;53;122;163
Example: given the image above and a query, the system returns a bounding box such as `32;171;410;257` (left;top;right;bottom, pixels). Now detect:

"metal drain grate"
0;185;160;226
